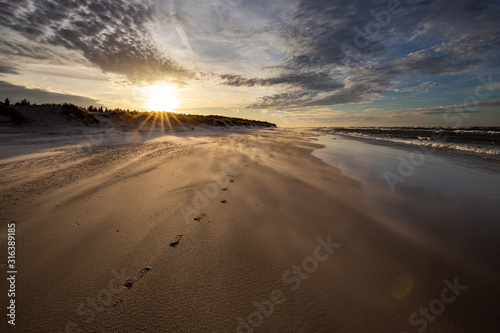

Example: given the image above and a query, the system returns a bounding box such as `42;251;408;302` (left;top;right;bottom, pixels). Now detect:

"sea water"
315;127;500;160
311;133;500;225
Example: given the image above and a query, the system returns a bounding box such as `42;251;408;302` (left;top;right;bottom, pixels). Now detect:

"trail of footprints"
191;168;245;222
117;166;247;301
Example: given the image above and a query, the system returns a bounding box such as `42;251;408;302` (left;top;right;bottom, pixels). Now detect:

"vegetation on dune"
0;99;277;128
134;112;276;127
0;103;28;125
98;110;137;124
61;103;99;126
3;98;31;106
84;103;276;127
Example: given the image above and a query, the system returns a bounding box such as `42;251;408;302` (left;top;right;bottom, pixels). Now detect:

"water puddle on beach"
312;134;500;225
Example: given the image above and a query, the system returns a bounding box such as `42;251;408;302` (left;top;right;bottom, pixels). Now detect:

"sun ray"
169;112;187;132
148;111;160;136
137;111;155;132
159;111;165;135
164;112;174;133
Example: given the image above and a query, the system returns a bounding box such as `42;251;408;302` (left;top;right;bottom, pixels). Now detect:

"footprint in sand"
194;213;206;222
222;187;228;191
220;199;227;204
124;267;152;289
113;299;123;307
124;279;135;289
169;235;183;247
139;267;151;276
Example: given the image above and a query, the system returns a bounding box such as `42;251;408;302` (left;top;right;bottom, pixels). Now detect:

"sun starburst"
145;84;179;112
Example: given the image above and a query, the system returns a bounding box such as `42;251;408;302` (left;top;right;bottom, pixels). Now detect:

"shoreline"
1;128;499;332
314;131;500;163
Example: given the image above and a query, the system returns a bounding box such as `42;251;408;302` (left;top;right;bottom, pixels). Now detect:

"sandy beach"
1;123;499;333
2;0;500;331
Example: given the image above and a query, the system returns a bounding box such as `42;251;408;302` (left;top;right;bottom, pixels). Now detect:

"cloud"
460;97;500;109
285;0;499;69
365;98;500;117
0;81;99;106
0;63;19;75
220;72;343;91
296;100;497;124
393;81;440;93
398;48;482;75
304;84;383;107
230;0;500;110
245;91;318;110
1;0;498;115
0;0;191;84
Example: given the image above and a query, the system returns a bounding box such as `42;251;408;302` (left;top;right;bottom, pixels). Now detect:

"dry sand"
0;126;499;332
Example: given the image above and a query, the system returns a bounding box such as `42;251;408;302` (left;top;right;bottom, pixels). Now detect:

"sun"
145;84;179;112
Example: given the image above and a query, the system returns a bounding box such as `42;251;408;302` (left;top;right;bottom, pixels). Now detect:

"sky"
0;0;499;127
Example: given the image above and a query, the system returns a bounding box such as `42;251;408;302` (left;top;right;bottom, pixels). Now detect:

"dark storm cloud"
0;0;189;83
0;81;98;106
240;0;500;110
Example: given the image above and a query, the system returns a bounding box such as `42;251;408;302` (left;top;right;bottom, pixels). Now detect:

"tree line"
3;98;31;106
2;98;143;114
1;98;276;126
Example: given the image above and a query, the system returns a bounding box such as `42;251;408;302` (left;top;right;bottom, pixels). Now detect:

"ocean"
313;127;500;161
311;130;500;226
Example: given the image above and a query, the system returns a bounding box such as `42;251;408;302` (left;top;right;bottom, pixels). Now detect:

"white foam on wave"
317;129;500;157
